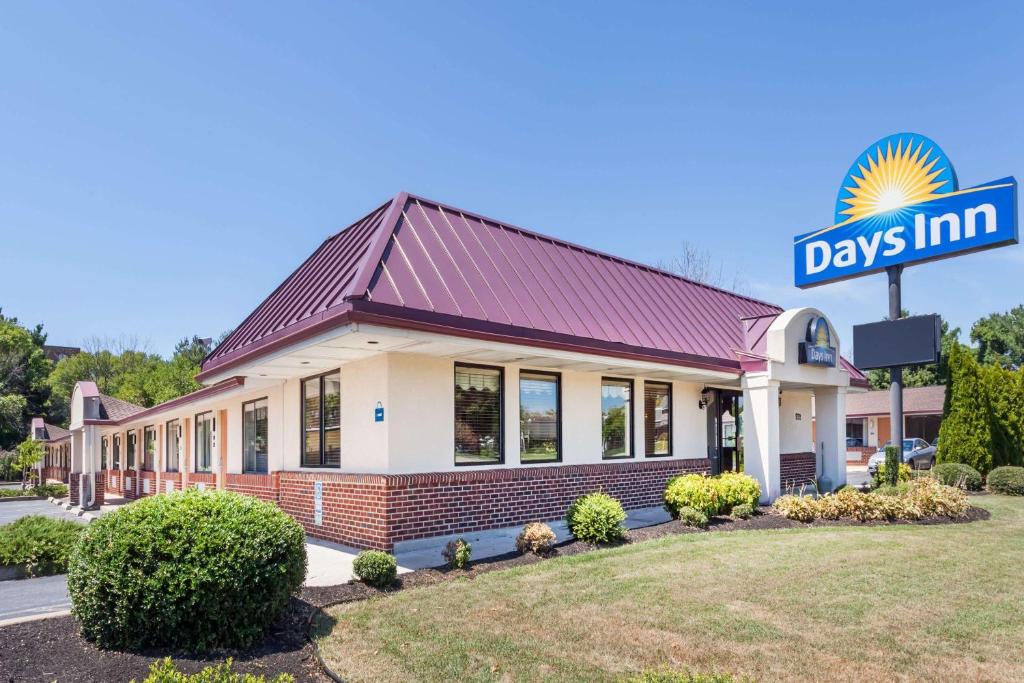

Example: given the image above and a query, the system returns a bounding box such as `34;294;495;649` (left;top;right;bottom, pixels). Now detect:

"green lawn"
314;496;1024;682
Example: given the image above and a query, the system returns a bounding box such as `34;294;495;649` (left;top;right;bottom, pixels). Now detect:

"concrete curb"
0;496;46;503
0;609;71;628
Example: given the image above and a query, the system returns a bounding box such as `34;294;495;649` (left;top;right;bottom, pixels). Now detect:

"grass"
315;495;1024;682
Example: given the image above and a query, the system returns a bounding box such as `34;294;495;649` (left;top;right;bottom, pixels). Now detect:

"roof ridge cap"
403;192;783;311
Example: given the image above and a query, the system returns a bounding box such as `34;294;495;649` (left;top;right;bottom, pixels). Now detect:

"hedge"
0;515;84;577
987;466;1024;495
68;489;306;651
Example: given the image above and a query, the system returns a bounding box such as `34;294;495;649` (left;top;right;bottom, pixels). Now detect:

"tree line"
0;307;221;450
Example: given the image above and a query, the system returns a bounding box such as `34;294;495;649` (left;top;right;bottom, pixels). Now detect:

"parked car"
846;437;864;448
867;438;936;474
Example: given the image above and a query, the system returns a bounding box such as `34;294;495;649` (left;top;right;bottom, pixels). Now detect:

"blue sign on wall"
798;316;836;367
794;133;1018;288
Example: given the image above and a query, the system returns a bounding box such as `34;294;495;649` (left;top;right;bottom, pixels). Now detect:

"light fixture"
698;387;714;410
300;361;310;365
367;340;379;345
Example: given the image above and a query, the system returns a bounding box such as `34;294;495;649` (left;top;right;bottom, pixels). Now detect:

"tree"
14;438;44;488
0;311;51;449
937;344;993;473
658;241;748;293
971;305;1024;369
864;310;960;390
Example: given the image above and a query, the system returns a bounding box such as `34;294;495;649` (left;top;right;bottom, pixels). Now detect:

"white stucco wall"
779;390;813;454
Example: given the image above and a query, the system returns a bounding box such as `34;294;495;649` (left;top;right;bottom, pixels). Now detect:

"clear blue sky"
2;1;1021;357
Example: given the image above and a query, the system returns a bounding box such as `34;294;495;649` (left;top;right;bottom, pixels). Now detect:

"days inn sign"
794;133;1018;288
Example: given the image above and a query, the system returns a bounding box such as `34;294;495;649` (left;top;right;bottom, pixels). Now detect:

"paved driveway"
0;499;86;526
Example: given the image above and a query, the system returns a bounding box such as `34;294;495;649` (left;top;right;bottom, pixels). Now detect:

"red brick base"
780;452;817;488
278;459;712;551
225;473;280;503
68;472;105;508
846;446;875;465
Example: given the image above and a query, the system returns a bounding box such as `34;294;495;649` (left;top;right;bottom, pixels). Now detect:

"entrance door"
717;391;744;473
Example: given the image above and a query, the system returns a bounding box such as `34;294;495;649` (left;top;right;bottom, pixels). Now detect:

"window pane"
602;379;631;459
644;383;671;456
143;427;156;471
113;436;121;469
323;373;340;429
324;427;340;467
243;399;269;474
520;372;559;463
302;377;321;467
100;438;108;470
455;365;502;465
195;413;213;472
165;420;180;472
127;431;136;469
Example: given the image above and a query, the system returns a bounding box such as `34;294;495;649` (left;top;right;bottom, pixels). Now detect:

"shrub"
987;466;1024;496
134;657;294;682
68;489;306;651
872;483;910;497
676;506;708;528
515;522;557;555
664;474;720;519
884;445;901;486
566;492;626;544
714;472;761;513
0;515;84;577
931;462;983;491
873;462;911;488
34;482;69;498
352;549;398;587
772;495;817;522
774;480;968;522
730;503;754;520
442;538;471;569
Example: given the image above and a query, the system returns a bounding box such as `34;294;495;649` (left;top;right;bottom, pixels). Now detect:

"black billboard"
853;314;942;370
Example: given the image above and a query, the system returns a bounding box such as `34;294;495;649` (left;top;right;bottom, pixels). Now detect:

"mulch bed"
0;504;991;683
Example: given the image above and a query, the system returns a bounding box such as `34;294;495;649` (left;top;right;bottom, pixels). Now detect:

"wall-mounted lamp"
698;387;714;410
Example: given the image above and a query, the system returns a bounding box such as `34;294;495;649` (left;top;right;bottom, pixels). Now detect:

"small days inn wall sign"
794;133;1018;288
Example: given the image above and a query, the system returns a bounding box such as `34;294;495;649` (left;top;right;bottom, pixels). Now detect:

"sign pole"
887;265;904;451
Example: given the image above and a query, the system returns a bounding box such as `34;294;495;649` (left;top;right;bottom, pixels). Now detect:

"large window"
113;435;121;469
100;437;108;470
143;426;156;471
165;419;180;472
644;382;672;457
243;398;269;474
126;430;137;469
302;371;340;468
520;371;560;463
195;412;214;472
455;364;503;465
602;378;633;459
846;418;866;447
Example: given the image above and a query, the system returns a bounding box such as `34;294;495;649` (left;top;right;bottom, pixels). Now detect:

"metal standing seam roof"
201;192;866;384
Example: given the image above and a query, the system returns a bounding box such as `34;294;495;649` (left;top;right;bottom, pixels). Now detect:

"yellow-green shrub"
714;472;761;512
664;474;720;518
774;479;968;522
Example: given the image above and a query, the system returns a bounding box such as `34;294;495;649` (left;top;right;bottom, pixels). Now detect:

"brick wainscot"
276;458;712;551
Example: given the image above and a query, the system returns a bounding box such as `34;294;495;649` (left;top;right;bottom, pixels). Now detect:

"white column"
814;386;847;492
742;375;781;503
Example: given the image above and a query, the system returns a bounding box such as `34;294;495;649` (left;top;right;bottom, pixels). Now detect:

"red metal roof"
201;192;865;385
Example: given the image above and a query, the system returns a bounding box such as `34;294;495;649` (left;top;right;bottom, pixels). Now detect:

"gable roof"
97;394;145;422
31;417;70;442
200;192;862;384
846;385;945;417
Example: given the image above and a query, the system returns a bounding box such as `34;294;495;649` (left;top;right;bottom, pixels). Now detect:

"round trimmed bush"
677;505;709;528
352;549;398;587
931;462;983;491
730;502;754;520
714;472;761;512
987;466;1024;496
565;492;626;544
515;522;557;555
664;474;720;519
68;489;306;651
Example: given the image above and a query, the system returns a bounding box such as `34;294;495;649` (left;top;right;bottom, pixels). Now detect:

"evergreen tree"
937;344;994;473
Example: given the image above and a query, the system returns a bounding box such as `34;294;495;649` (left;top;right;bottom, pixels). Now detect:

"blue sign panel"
795;133;1018;288
798;316;836;367
374;402;384;423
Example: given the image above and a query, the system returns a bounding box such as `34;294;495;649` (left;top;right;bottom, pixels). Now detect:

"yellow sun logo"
837;139;952;223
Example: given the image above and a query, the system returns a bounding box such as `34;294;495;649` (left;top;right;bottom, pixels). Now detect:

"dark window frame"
644;381;673;458
126;430;137;469
601;376;634;460
454;362;505;467
142;425;157;471
518;369;562;464
112;434;121;470
300;370;341;469
100;436;108;470
194;411;215;473
242;397;270;474
165;418;180;472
